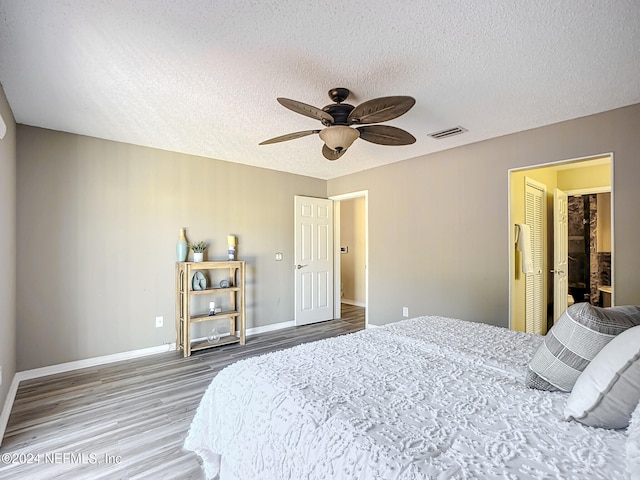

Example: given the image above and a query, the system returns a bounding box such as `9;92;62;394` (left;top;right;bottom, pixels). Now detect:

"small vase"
207;327;220;344
176;228;188;262
193;252;204;262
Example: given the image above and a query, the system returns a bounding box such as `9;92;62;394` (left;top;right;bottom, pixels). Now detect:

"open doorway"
509;155;613;333
565;190;612;307
330;191;368;328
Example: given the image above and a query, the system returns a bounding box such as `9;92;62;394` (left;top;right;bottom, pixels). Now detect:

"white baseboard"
12;320;296;383
0;319;296;445
15;343;177;382
15;319;295;383
247;320;295;335
341;299;366;307
0;343;176;446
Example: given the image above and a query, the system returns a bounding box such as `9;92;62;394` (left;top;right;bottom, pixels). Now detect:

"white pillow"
564;325;640;429
628;401;640;480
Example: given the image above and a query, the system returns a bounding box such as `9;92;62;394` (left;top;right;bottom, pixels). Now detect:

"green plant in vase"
188;241;207;262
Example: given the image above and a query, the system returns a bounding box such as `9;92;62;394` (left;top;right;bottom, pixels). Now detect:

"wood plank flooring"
0;305;365;480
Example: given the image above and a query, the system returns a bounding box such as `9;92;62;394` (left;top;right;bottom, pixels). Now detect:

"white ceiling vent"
427;126;467;139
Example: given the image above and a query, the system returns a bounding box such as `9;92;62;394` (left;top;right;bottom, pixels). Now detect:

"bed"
184;313;639;479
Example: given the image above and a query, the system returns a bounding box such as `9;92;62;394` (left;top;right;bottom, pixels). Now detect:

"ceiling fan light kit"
319;126;360;153
260;88;416;161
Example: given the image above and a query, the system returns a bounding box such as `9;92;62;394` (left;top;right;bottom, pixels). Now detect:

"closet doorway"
509;155;613;333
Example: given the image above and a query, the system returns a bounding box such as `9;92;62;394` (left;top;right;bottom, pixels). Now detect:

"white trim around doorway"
507;152;614;330
329;190;369;328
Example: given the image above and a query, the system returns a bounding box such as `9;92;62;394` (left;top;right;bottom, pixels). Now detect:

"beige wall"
16;127;325;370
13;103;640;369
340;197;366;305
0;85;16;409
328;103;640;327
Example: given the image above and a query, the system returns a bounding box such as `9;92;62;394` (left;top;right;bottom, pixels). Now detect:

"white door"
294;195;334;326
553;188;569;322
525;178;547;335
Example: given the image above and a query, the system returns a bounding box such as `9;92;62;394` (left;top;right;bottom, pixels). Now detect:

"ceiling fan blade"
356;125;416;146
322;144;346;161
348;96;415;124
277;98;334;124
259;130;320;145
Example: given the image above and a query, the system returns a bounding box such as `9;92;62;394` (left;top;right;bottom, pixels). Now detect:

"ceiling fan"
259;88;416;160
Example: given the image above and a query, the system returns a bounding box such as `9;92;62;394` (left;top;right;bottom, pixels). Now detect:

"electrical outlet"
155;316;163;328
402;307;409;317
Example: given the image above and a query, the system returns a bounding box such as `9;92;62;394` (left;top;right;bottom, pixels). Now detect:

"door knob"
295;264;308;270
550;269;565;274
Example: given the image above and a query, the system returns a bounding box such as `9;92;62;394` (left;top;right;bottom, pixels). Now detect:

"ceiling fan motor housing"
322;103;354;125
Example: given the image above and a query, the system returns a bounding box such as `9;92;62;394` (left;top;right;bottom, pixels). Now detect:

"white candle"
209;301;216;310
227;235;237;246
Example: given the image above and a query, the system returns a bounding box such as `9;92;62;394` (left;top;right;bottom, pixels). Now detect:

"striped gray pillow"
526;303;640;392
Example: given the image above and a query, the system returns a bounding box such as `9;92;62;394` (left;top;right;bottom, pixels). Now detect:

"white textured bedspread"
184;316;626;479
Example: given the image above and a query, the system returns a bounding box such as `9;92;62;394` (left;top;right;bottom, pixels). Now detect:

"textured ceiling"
0;1;639;180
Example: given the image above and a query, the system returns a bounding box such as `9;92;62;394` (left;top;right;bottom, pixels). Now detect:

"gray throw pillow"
526;303;640;392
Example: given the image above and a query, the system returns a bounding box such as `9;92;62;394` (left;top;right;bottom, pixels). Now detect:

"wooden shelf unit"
176;261;246;357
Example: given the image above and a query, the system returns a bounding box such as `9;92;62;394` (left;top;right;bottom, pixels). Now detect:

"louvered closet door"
525;178;547;335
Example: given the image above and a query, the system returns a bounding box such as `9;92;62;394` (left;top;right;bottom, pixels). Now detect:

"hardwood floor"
0;305;364;479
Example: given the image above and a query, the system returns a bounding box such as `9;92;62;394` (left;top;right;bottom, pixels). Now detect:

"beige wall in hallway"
16;126;326;370
328;104;640;327
340;197;366;306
